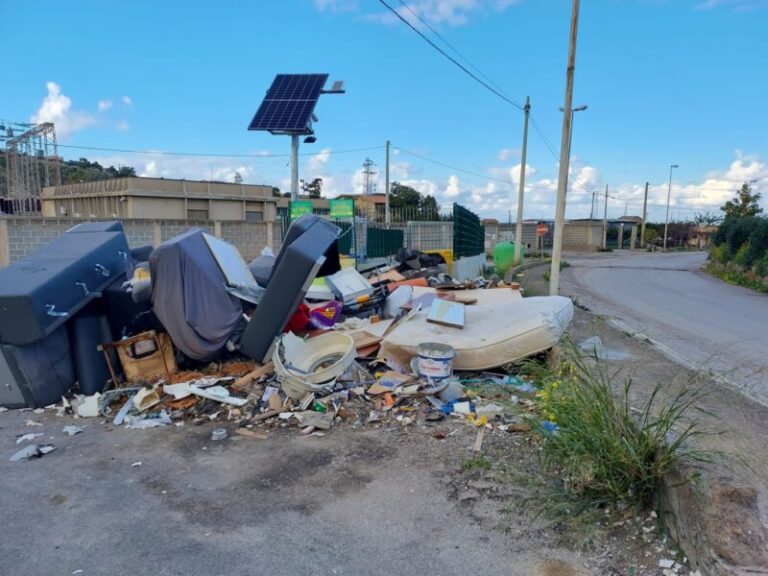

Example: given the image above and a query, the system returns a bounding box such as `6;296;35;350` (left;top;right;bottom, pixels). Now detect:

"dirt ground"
2;264;751;576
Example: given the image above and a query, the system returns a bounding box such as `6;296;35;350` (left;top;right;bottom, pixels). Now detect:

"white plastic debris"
188;385;247;407
131;461;142;467
33;408;44;414
62;425;84;436
0;407;8;414
475;403;504;419
124;410;172;429
10;444;55;461
658;559;675;569
16;432;44;444
73;393;102;418
25;419;43;427
133;388;161;412
163;383;192;400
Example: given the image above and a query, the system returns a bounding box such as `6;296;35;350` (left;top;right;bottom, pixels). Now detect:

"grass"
462;455;492;472
529;343;710;518
705;261;768;293
542;260;571;283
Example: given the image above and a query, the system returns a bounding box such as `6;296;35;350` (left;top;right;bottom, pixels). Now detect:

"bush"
734;242;752;267
534;345;706;514
710;243;728;265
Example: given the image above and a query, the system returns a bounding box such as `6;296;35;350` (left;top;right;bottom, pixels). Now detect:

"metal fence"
452;203;485;259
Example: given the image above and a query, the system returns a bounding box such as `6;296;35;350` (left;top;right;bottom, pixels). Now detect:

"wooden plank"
232;361;274;391
472;427;485;452
236;429;268;440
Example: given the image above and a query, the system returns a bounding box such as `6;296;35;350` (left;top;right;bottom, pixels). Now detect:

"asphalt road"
561;250;768;406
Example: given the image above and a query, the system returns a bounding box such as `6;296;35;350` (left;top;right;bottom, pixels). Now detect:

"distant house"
688;225;718;249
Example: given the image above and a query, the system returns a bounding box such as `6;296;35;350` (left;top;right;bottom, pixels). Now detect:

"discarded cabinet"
103;331;177;384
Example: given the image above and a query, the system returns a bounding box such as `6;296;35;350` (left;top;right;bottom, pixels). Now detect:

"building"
41;177;279;222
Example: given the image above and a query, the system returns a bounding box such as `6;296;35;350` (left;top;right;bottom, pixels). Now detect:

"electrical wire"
394;0;516;102
55;143;385;158
377;0;524;110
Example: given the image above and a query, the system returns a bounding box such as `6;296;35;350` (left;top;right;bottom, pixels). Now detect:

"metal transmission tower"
361;158;377;195
0;120;61;209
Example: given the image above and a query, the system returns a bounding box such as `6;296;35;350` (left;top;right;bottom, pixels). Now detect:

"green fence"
366;226;404;258
452;203;485;258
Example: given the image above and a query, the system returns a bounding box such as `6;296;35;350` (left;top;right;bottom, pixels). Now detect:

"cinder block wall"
0;217;276;267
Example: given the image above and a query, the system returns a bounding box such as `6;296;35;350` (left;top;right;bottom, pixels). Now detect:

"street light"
560;104;588;195
663;164;679;250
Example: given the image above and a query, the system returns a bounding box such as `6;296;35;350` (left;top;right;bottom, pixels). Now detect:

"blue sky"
2;0;767;222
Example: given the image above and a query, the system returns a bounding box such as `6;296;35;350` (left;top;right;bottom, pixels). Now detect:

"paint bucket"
415;343;455;381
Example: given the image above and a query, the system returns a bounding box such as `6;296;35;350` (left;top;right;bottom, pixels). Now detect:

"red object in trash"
388;277;429;290
284;303;311;333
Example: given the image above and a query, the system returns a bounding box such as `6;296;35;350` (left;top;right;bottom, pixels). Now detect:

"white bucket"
415;342;455;381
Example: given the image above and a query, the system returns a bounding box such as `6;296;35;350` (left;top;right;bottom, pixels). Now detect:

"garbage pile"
0;216;574;441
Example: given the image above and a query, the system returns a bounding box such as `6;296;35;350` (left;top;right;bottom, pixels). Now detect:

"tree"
389;182;422;208
694;211;722;226
303;177;323;199
721;182;762;218
419;194;440;221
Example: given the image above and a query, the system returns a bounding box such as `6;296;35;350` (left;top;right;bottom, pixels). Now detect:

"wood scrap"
232;361;274;391
351;331;382;350
472;427;485;452
251;409;280;422
236;429;268;440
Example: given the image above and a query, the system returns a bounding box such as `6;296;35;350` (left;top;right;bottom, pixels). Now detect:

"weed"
462;455;492;472
531;343;710;517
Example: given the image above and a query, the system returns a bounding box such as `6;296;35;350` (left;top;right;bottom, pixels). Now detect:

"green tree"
419;194;440;221
303;177;323;199
389;182;422;208
721;183;763;218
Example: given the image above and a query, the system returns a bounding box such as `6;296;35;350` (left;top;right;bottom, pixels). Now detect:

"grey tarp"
149;229;242;361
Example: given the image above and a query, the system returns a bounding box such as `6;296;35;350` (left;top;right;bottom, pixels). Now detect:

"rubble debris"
235;429;268;440
62;425;84;436
294;411;334;430
211;428;228;441
24;420;44;427
16;433;44;444
133;388;161;412
124;410;172;429
10;444;56;461
188;385;247;407
73;393;102;418
232;362;274;391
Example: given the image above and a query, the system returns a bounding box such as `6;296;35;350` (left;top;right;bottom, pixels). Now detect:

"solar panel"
248;74;329;134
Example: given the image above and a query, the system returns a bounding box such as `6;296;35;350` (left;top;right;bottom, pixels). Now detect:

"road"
561;250;768;406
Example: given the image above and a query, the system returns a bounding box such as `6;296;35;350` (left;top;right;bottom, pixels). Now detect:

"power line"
377;0;524;110
394;0;515;102
56;143;384;159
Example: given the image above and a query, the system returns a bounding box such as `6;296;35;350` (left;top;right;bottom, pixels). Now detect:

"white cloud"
97;99;112;112
444;174;461;197
314;0;358;12
497;148;519;162
361;0;524;27
695;0;768;11
30;82;96;140
116;120;130;131
309;147;332;173
122;95;133;107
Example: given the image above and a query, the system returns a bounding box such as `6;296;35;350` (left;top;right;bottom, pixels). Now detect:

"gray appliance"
239;216;340;363
0;326;75;408
0;231;130;346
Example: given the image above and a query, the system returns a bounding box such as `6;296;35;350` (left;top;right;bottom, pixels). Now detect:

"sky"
2;0;768;222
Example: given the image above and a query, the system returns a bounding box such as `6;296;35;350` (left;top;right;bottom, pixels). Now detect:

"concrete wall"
562;222;603;251
0;216;277;267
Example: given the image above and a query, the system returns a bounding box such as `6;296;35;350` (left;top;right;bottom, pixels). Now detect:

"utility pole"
589;191;595;219
641;181;649;248
602;184;608;249
549;0;581;296
515;96;531;265
385;140;391;225
663;164;679;251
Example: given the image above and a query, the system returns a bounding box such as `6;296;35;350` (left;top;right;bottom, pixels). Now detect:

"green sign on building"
290;200;313;220
330;198;355;219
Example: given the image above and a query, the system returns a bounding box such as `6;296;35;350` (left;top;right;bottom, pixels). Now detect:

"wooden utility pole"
602;184;608;249
549;0;581;295
515;96;531;264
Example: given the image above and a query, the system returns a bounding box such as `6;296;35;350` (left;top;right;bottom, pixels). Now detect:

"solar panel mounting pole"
290;135;300;201
549;0;580;296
